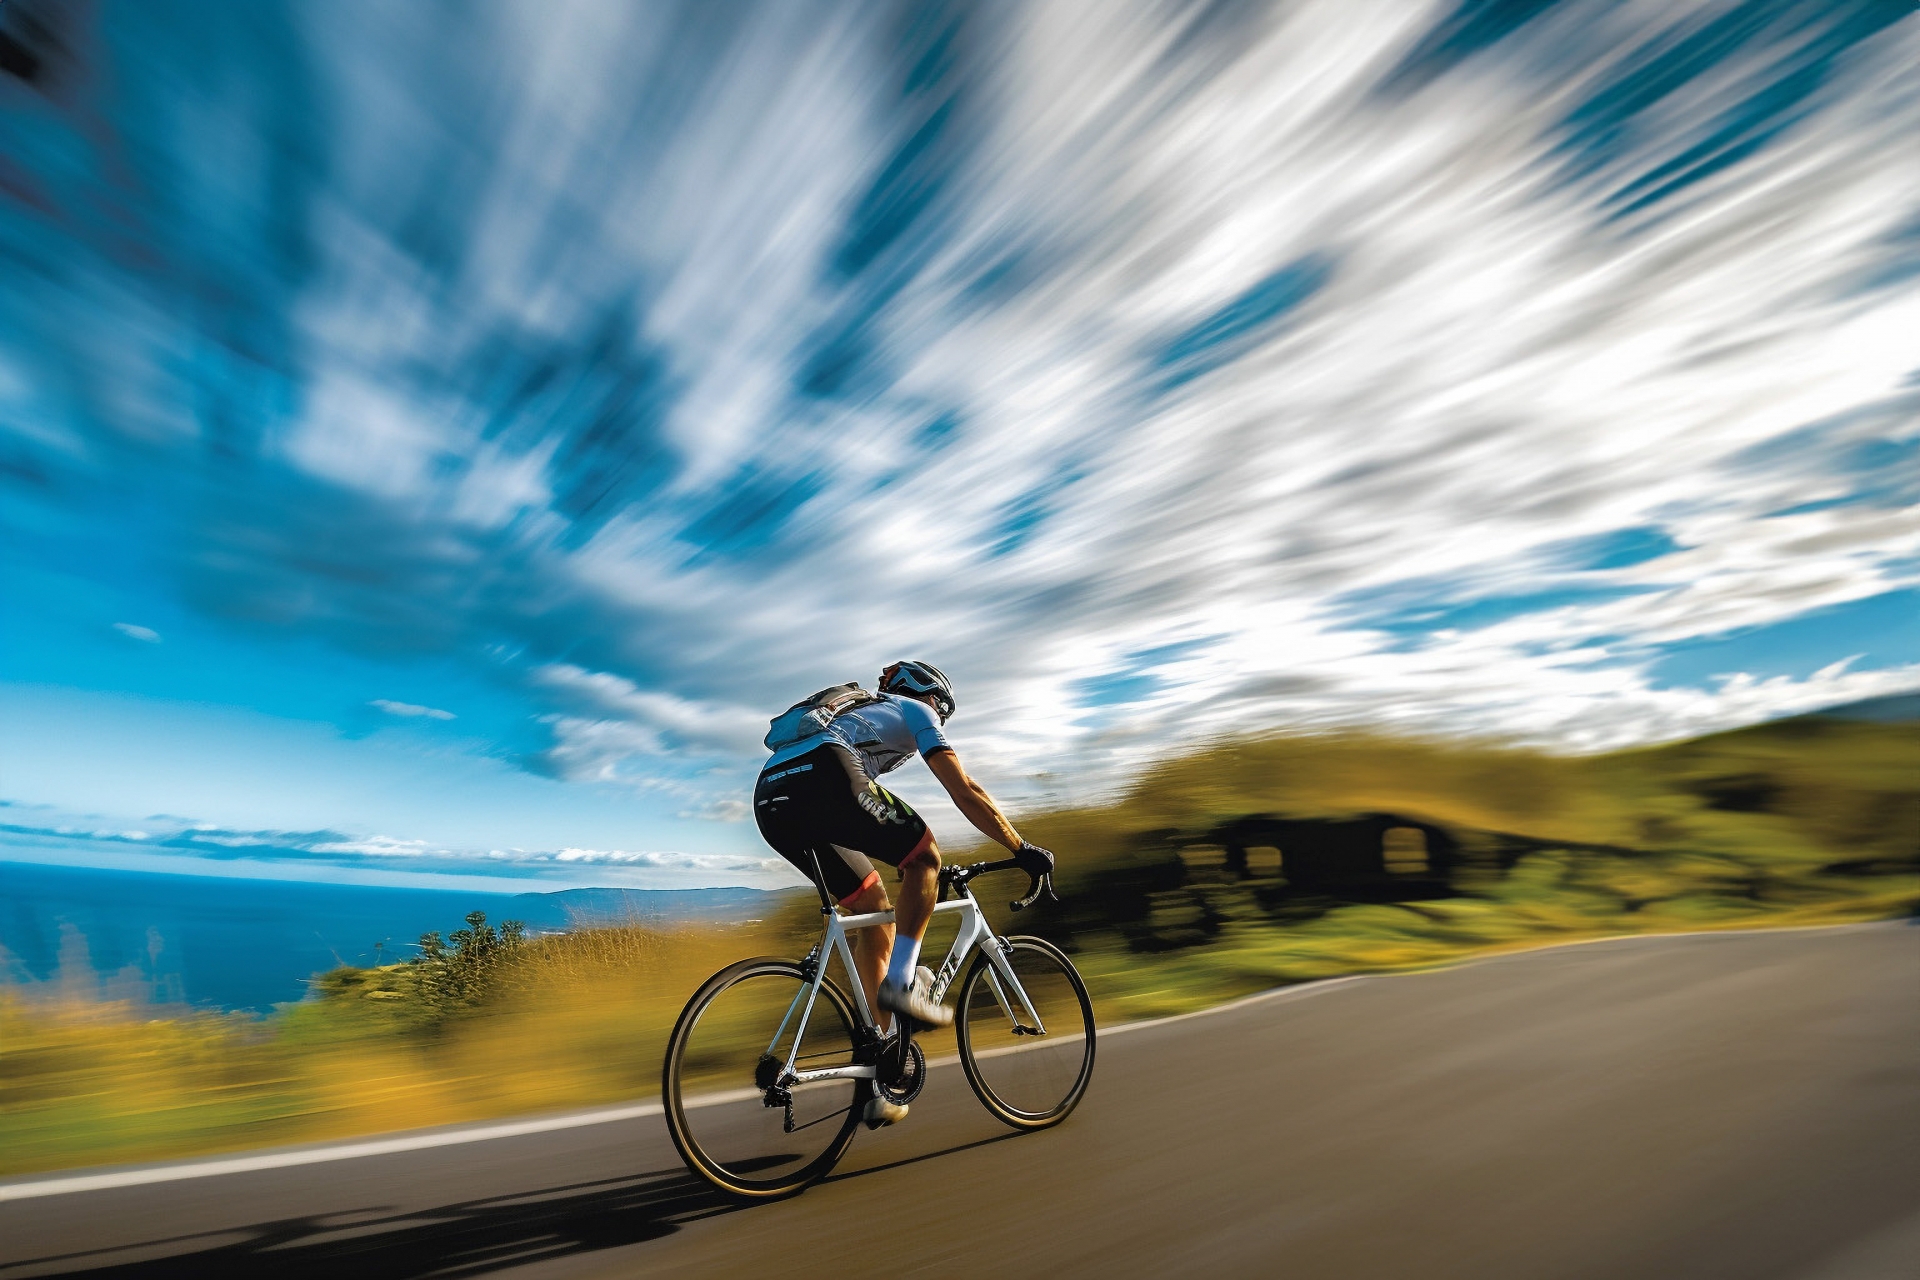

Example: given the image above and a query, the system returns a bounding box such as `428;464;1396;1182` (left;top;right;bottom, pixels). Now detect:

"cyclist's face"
904;690;947;722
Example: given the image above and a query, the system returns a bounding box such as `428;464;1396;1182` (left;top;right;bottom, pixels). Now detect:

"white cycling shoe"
877;968;951;1029
863;1095;908;1128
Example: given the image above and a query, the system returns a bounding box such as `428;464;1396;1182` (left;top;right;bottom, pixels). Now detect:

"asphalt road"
3;924;1916;1280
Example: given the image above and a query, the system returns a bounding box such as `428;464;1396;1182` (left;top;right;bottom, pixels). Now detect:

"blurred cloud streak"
0;802;780;886
2;0;1917;846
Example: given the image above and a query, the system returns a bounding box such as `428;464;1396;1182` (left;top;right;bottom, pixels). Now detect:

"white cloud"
514;846;780;872
369;699;457;721
308;834;433;856
0;806;795;888
535;715;668;782
678;797;751;823
281;373;447;502
112;623;161;644
530;664;767;780
181;830;276;847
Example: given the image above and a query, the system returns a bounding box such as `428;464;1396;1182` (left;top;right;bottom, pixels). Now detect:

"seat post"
805;847;835;914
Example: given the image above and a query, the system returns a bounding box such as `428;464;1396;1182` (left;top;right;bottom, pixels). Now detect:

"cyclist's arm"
924;748;1023;852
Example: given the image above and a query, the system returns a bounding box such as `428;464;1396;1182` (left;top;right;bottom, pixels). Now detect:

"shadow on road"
4;1132;1032;1278
822;1130;1024;1185
1;1165;733;1279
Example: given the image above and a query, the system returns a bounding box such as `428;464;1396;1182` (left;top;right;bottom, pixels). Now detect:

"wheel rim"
669;965;860;1193
958;940;1094;1122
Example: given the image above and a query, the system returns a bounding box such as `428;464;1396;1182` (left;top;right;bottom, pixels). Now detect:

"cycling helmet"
878;660;955;722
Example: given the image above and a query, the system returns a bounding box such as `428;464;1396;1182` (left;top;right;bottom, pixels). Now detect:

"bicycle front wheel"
662;958;863;1198
955;935;1095;1130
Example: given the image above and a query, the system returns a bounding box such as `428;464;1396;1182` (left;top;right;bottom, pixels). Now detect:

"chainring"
877;1037;926;1105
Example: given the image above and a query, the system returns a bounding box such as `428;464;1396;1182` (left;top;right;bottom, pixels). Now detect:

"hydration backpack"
763;682;883;751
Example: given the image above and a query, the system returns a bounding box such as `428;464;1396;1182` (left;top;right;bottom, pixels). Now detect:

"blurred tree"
407;912;528;1022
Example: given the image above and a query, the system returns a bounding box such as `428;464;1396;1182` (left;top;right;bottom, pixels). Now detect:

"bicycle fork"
972;933;1050;1036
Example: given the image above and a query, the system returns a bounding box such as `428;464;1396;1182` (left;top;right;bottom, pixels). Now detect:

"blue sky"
2;0;1917;891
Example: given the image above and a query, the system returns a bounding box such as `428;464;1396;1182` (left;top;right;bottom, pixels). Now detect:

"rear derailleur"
757;1054;798;1133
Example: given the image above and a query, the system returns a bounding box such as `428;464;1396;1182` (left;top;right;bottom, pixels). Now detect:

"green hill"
990;713;1919;1017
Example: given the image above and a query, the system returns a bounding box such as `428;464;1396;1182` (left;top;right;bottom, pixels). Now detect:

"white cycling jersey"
762;691;951;779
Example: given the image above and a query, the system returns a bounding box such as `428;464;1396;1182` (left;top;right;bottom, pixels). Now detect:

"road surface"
2;923;1916;1279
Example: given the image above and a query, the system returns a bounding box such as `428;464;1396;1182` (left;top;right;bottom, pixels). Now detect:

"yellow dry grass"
0;921;797;1177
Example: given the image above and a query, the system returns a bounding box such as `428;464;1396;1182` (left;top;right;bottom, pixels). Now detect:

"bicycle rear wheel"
662;958;864;1198
955;936;1095;1130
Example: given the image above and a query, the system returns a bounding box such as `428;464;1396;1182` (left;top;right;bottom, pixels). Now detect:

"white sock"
886;936;922;989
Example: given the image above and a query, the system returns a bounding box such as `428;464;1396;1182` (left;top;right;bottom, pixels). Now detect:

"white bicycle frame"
767;879;1050;1090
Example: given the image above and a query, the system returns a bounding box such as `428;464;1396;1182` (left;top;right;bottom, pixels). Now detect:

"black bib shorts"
753;742;934;904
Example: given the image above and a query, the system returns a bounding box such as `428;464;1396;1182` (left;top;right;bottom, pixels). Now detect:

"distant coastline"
0;861;804;1012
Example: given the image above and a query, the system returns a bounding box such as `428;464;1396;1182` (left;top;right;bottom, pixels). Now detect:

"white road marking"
0;919;1892;1202
0;1105;656;1202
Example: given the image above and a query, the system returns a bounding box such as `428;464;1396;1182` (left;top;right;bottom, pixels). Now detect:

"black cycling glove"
1015;841;1055;874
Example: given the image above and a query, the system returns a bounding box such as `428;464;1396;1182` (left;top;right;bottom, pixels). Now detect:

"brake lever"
1009;872;1056;913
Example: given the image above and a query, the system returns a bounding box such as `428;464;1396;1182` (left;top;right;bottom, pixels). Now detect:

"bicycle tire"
662;957;865;1198
954;935;1095;1130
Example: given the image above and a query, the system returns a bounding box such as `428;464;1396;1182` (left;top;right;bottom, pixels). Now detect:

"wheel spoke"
785;1104;854;1134
665;962;864;1196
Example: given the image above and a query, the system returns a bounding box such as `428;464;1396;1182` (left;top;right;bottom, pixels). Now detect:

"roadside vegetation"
1023;712;1919;1020
4;713;1914;1177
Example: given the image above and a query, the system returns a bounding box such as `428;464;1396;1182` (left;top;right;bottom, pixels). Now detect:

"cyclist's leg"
891;831;940;961
838;872;893;1031
843;831;937;1031
833;772;939;991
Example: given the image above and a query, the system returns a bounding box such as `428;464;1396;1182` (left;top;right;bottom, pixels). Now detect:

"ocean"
0;861;801;1012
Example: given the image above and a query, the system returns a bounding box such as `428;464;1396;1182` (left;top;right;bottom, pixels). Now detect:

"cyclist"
752;660;1051;1124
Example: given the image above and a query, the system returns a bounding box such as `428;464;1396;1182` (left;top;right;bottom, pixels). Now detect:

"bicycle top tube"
831;859;1007;934
837;896;975;932
824;855;1043;934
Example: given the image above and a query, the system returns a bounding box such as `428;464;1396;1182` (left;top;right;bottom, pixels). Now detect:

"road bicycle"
662;849;1096;1198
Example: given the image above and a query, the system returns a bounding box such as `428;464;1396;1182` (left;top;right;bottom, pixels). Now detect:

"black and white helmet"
879;660;955;722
